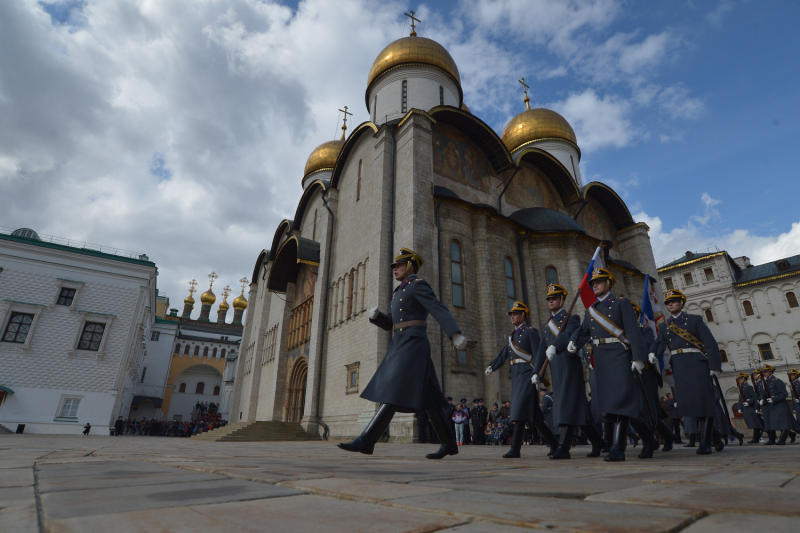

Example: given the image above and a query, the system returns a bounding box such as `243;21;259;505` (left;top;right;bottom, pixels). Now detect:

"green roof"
0;232;156;267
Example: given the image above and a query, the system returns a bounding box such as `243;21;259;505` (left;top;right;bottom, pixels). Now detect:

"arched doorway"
286;358;308;423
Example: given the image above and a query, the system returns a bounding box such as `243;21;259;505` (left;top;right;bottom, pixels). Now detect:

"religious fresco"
295;264;318;303
432;123;493;193
504;166;563;211
579;199;616;241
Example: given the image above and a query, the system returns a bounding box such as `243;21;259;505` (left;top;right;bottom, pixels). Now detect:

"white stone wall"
515;140;582;185
135;320;178;404
368;65;459;124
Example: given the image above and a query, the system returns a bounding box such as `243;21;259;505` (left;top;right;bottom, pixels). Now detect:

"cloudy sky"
2;0;799;315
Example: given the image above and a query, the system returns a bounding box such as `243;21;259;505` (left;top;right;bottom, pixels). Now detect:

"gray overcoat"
762;375;794;431
488;323;541;422
737;382;763;430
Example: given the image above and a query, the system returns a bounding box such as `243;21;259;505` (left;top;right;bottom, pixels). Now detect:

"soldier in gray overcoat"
758;364;797;445
485;300;556;458
339;248;468;459
653;289;721;455
734;373;763;443
568;268;656;461
532;283;603;459
790;369;800;429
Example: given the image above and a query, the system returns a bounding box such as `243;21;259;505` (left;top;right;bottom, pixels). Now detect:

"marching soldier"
790;369;800;429
735;372;763;443
339;248;467;459
758;364;796;445
485;301;556;458
652;289;721;455
532;283;603;459
567;267;657;461
631;302;674;452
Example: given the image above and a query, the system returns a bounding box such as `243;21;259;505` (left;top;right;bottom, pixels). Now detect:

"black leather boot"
790;431;796;444
731;425;744;446
425;406;459;459
503;422;523;458
657;420;674;452
534;420;557;457
749;428;761;443
338;404;395;455
777;430;789;445
604;416;628;462
601;418;614;454
765;430;777;445
630;418;657;459
551;425;573;459
684;432;696;447
584;424;603;457
697;417;713;455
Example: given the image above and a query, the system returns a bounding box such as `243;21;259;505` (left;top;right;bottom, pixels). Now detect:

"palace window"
401;80;408;113
179;383;186;393
456;350;468;366
743;300;754;316
203;346;209;357
758;343;775;361
704;309;714;322
56;397;81;420
194;346;200;356
57;287;76;306
439;85;444;105
720;349;728;362
450;240;464;307
786;291;798;308
545;266;559;285
213;347;217;357
196;382;205;394
2;312;34;344
77;322;105;351
504;258;516;310
221;348;226;358
664;277;674;290
213;385;220;396
346;362;360;394
704;267;714;281
175;343;181;354
184;344;190;355
150;330;160;341
683;272;694;286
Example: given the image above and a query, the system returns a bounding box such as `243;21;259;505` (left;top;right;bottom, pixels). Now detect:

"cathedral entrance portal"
286;358;307;423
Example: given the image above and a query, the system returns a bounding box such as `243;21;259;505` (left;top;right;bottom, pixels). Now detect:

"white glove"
648;353;657;365
758;399;764;406
673;402;678;408
368;306;380;320
452;333;468;350
546;345;556;360
484;366;493;376
743;402;750;407
531;374;540;385
631;360;645;374
567;340;577;353
766;398;773;404
710;370;719;377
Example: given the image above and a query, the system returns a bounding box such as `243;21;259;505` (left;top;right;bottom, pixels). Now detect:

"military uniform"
759;366;795;445
736;376;763;443
790;371;800;428
654;289;721;455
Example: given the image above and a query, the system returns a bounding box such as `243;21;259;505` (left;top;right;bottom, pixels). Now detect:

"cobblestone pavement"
1;435;798;532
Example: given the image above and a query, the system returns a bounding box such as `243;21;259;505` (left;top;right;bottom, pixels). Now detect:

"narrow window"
184;344;190;355
683;272;694;286
356;160;362;202
743;300;754;316
312;209;318;241
450;240;464;307
664;277;674;290
194;346;199;356
545;266;559;285
704;309;714;322
346;362;360;394
372;95;377;121
221;348;226;358
720;349;728;362
77;322;105;351
439;85;444;105
797;340;800;354
212;347;217;357
2;312;34;343
203;346;209;357
401;80;408;113
57;398;81;419
175;343;181;354
196;382;205;394
57;287;76;306
704;267;714;281
758;343;774;361
140;367;147;383
179;383;186;393
213;385;220;396
150;330;160;341
786;292;799;308
504;258;516;310
456;350;468;365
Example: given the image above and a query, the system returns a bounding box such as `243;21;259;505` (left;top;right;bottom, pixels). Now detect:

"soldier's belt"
393;320;426;330
672;348;703;355
509;358;529;366
592;337;625;346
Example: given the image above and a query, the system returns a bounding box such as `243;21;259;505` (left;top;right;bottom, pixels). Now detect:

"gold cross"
222;285;231;301
518;77;531;110
404;10;421;37
187;279;197;297
338;105;352;140
239;277;249;294
208;271;218;289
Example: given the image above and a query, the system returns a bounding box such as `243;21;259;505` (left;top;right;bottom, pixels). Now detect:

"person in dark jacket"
338;248;468;459
486;301;556;458
734;372;763;443
653;289;721;455
790;369;800;429
569;267;656;462
759;364;797;445
532;283;603;459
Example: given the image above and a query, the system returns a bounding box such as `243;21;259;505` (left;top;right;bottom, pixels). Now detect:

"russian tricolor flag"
641;274;666;369
578;246;604;308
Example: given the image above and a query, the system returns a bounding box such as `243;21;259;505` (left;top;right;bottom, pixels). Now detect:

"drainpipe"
515;231;530;307
435;197;446;392
496;167;520;212
387;125;397;304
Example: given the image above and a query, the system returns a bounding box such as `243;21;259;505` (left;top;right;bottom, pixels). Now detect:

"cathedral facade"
230;29;659;440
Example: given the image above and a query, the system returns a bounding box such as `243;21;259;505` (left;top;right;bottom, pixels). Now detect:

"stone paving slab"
415;472;638;497
681;512;797;533
0;503;38;533
280;476;453;502
37;461;226;492
0;467;33;488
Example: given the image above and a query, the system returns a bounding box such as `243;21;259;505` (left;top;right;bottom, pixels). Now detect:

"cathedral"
230;22;658;440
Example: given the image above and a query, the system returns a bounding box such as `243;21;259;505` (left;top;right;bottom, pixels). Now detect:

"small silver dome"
11;228;41;241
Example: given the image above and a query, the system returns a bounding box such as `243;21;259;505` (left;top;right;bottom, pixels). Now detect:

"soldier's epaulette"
413;278;424;282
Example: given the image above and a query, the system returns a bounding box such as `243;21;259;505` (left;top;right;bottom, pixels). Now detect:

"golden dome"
233;294;248;310
183;295;195;305
218;300;229;311
501;108;578;153
200;289;216;305
366;36;461;93
304;139;344;178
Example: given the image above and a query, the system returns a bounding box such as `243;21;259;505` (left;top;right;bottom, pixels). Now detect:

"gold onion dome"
183;295;195;305
200;288;216;305
303;139;344;178
233;293;248;310
218;299;229;311
501;108;578;153
366;36;461;93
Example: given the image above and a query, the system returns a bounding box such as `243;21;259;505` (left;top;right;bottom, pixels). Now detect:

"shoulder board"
413;278;424;282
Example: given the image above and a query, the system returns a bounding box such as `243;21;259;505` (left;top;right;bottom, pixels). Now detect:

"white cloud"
557;89;635;151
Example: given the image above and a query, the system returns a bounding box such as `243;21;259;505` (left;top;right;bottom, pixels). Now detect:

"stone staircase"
192;421;321;442
0;424;12;434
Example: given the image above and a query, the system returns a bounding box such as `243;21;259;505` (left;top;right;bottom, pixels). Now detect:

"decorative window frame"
345;362;360;394
69;311;115;360
1;300;46;350
54;279;85;309
53;394;83;423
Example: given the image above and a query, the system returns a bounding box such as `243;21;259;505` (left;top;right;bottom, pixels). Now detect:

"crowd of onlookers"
111;402;227;437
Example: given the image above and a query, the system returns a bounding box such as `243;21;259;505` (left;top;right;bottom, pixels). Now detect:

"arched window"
184;344;190;355
178;383;186;393
356;160;362;202
193;346;199;356
704;309;714;322
450;240;464;307
221;348;226;357
401;80;408;113
213;385;220;396
743;300;754;316
175;343;181;354
503;257;516;310
203;346;209;357
196;382;205;394
787;292;799;308
720;349;728;362
545;266;559;285
212;347;217;357
347;270;354;318
439;85;444;105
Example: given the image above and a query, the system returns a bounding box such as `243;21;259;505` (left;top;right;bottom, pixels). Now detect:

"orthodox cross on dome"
239;277;249;295
338;105;352;140
518;77;531;110
404;10;421;37
208;271;218;289
187;278;197;298
222;285;231;301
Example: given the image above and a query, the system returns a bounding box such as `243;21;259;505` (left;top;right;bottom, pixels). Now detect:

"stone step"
193;421;321;442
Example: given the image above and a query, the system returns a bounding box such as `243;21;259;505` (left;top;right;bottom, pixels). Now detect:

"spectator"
452;402;469;445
